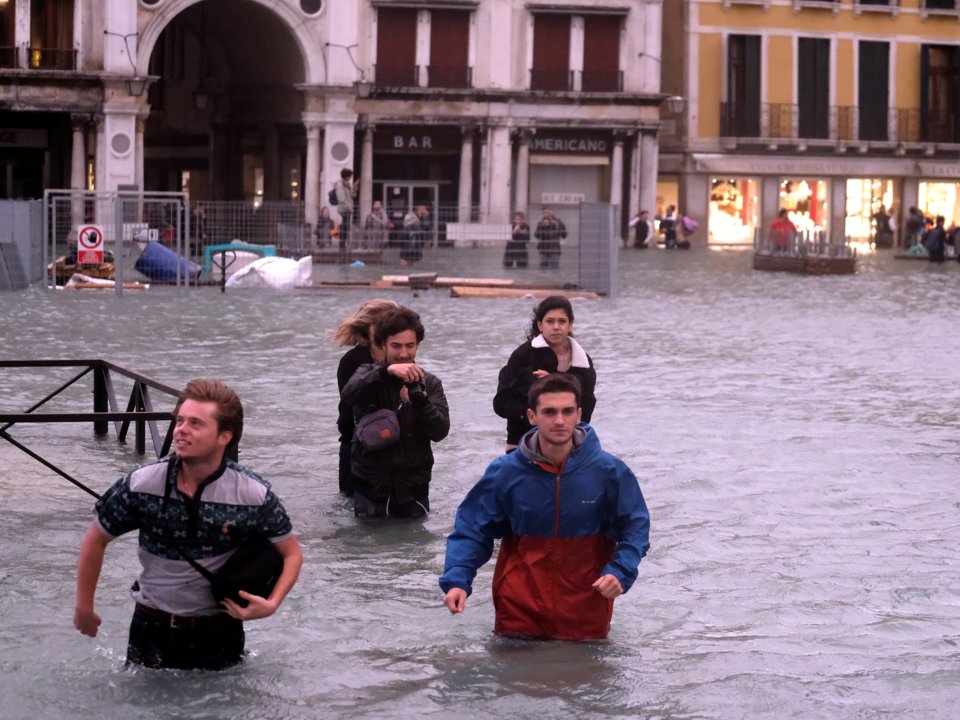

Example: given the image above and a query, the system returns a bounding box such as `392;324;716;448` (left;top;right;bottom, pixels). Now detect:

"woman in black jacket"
333;298;399;496
493;295;597;451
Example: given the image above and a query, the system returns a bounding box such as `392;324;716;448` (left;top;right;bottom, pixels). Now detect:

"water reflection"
1;247;958;719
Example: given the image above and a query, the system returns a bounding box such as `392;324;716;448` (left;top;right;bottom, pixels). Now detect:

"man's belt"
134;602;231;630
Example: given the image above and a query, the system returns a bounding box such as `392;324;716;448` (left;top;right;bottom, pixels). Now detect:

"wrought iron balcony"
580;70;623;93
27;46;77;71
373;64;419;88
0;46;17;69
529;69;574;92
719;102;944;146
426;64;472;89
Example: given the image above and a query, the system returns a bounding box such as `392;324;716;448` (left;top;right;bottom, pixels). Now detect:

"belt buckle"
169;614;190;629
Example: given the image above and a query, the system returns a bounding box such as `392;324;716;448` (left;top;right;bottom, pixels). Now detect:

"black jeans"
354;490;429;519
126;604;245;670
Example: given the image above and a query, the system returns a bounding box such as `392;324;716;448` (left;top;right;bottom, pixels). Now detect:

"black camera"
405;381;427;402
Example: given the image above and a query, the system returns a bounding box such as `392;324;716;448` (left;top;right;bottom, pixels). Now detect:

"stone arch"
135;0;324;82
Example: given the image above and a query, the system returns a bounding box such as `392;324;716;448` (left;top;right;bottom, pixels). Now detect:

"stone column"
478;125;489;218
638;130;659;224
360;123;374;225
70;115;87;229
628;131;641;219
610;133;624;210
458;126;474;222
304;120;321;233
487;124;512;223
135;114;146;192
93;114;105;195
70;115;86;191
513;128;531;216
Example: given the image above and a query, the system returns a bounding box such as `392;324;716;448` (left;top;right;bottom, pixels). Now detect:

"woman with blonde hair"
334;298;399;495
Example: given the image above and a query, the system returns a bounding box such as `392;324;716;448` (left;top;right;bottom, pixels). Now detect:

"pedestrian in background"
334;298;400;496
534;207;567;269
494;295;596;453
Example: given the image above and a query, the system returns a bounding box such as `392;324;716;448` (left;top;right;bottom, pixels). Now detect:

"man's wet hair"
528;373;582;411
374;306;425;347
175;379;243;452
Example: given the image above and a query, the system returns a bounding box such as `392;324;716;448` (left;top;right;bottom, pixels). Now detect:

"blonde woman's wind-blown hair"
332;299;399;346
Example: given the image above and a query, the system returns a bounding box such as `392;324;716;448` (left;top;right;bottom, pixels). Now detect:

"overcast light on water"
1;246;958;720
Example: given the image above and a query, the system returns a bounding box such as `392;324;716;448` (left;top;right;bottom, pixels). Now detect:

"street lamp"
125;76;147;97
664;95;686;115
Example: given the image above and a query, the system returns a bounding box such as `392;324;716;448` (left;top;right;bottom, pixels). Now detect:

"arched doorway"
143;0;307;203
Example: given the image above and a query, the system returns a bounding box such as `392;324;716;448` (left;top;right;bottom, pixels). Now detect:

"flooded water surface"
1;247;958;719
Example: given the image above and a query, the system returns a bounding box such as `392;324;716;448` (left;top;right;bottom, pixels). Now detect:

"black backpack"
328;186;338;205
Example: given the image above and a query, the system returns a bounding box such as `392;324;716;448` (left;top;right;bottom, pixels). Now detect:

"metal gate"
44;190;190;291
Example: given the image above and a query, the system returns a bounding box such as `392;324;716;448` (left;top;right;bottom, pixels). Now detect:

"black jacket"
493;336;597;445
337;345;375;441
342;363;450;502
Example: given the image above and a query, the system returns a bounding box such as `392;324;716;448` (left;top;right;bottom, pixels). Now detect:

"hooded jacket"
493;334;597;446
439;424;650;640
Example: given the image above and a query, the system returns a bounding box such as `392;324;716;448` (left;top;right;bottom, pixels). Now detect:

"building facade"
661;0;960;247
0;0;667;237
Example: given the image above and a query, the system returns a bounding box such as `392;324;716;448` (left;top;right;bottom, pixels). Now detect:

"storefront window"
918;181;959;226
845;178;895;243
709;176;758;245
779;178;828;235
655;177;678;230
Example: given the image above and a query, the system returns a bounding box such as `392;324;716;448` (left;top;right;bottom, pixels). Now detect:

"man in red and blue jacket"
440;373;650;640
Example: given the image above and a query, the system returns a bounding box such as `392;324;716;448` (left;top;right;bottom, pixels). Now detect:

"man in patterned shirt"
73;379;303;670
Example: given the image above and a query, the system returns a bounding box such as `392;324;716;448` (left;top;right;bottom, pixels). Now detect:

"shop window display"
918;182;959;228
709;177;757;245
845;178;895;245
779;179;828;236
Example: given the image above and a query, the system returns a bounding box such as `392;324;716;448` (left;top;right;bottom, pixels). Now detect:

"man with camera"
341;306;450;518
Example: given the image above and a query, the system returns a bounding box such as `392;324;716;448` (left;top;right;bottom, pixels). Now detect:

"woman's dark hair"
527;295;575;340
528;373;582;411
374;306;425;347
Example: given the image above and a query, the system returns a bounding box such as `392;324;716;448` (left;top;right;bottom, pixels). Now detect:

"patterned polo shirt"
95;455;293;617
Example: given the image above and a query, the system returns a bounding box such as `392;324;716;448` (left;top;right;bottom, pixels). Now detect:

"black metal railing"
581;69;623;92
530;68;574;92
426;64;472;89
373;63;419;87
27;46;77;71
0;360;179;498
720;102;937;144
0;45;18;69
720;102;761;137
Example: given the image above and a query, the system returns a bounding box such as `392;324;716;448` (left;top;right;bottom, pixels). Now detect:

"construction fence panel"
38;193;618;294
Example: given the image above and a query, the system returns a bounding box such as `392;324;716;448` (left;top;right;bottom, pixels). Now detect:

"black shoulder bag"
163;463;284;608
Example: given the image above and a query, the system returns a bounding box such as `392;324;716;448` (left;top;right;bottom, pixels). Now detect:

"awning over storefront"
682;154;960;179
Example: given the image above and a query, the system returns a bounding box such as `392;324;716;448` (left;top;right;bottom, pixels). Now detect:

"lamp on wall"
355;80;372;98
664;95;686;115
126;76;147;97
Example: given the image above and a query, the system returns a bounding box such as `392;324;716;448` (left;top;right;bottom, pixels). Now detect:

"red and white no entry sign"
77;224;105;264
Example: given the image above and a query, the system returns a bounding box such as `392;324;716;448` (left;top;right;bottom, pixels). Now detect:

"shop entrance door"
380;182;439;248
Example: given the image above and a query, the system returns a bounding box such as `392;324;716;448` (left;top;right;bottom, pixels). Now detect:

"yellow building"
660;0;960;247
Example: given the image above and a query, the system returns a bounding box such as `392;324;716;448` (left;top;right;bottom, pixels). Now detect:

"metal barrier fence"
45;190;190;289
754;227;855;258
0;359;180;499
41;192;618;294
